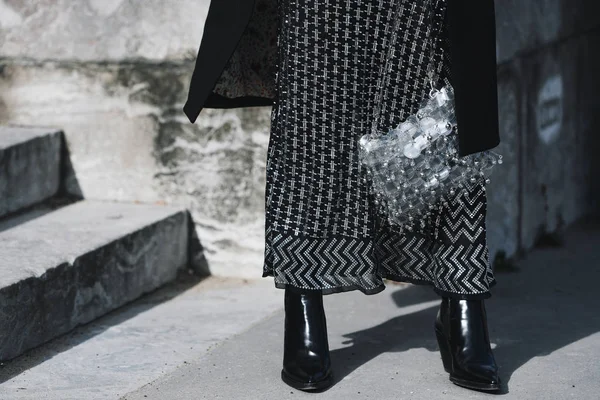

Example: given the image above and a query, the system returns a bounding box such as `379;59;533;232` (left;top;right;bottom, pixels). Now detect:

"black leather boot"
281;287;334;391
435;297;501;391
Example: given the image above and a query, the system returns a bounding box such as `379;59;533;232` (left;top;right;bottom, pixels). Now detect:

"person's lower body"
276;184;501;392
261;0;500;392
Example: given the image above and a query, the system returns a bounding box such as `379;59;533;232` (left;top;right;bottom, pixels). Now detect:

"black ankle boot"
281;287;334;391
435;297;501;391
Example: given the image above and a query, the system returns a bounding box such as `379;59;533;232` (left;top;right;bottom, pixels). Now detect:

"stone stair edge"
0;199;192;362
0;124;64;148
0;199;192;289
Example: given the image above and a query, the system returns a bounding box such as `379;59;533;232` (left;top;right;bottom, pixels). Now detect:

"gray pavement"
123;220;600;400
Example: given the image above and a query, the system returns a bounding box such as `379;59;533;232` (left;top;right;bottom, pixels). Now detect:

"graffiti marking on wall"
537;74;563;145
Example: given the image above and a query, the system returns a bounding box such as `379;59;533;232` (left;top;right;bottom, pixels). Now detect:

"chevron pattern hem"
380;272;497;300
263;276;387;296
263;182;495;299
374;182;495;298
263;225;386;294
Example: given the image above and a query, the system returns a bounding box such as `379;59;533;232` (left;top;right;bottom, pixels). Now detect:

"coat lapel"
184;0;256;123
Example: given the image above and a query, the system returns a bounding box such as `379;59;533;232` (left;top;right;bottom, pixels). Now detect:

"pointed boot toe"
450;362;500;391
281;357;333;391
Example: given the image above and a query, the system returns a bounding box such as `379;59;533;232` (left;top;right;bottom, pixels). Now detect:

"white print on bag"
537;74;563;145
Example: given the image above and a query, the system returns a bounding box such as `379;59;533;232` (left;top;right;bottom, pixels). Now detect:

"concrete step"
0;125;63;219
0;276;282;400
0;200;191;362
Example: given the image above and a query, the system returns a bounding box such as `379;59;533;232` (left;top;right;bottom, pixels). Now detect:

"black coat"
183;0;500;157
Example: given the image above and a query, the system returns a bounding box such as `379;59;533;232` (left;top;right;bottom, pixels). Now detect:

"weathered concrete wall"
486;0;600;261
0;0;270;278
0;0;207;61
494;0;599;64
0;0;598;278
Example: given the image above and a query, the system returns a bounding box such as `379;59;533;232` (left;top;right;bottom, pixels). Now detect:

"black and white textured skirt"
262;0;496;299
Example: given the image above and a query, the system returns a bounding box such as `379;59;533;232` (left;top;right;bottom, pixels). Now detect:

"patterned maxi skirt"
262;0;497;299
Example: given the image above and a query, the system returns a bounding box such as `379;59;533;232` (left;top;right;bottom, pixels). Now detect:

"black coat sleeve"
446;0;501;157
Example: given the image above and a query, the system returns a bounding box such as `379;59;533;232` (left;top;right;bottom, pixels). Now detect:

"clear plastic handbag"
357;0;503;234
358;82;503;233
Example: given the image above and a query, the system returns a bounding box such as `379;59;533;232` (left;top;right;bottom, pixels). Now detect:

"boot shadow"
328;233;600;395
329;286;441;387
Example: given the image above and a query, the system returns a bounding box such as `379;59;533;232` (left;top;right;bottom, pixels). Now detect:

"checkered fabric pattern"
262;0;496;299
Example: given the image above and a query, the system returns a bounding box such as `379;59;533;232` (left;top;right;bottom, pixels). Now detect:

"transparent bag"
358;83;503;233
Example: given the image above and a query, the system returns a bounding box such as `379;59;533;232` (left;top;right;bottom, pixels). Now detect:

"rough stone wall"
0;0;272;278
1;0;598;277
487;0;600;260
0;0;207;60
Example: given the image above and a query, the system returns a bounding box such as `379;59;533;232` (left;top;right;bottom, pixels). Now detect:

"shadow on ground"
329;219;600;394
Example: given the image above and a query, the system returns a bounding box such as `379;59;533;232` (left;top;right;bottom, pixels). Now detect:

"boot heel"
435;328;453;373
